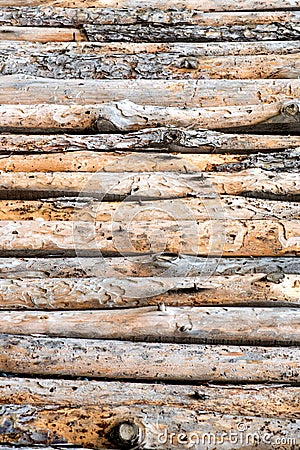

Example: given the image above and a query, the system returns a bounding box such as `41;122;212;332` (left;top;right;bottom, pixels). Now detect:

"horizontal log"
0;379;299;448
0;1;298;11
0;42;299;79
0;256;298;278
0;170;298;201
0;196;299;221
1;334;300;382
0;26;85;42
0;101;293;132
0;274;298;309
0;129;299;153
1;307;299;345
0;76;299;107
0;149;299;173
0;219;298;256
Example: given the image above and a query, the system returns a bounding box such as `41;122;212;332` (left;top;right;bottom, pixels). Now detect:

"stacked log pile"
0;0;299;449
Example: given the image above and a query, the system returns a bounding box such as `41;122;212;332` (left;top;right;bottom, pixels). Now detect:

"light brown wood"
0;219;298;256
0;307;299;345
0;274;299;309
1;41;299;78
0;101;292;132
0;378;299;449
0;76;299;107
1;334;300;382
0;26;85;42
0;170;298;200
0;129;299;153
0;0;298;10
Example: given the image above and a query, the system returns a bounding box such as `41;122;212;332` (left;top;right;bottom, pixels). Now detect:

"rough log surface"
0;219;298;256
0;378;299;449
0;129;299;153
0;273;299;309
1;334;300;382
0;76;299;107
0;41;299;79
0;170;298;201
0;307;299;345
0;256;298;278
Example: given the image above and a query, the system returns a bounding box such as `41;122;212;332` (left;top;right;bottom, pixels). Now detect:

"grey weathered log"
0;378;299;449
0;76;299;107
0;149;299;173
0;256;298;278
0;274;299;309
1;334;300;382
0;41;299;79
0;219;298;256
0;129;299;153
0;101;292;132
0;170;298;201
1;307;299;345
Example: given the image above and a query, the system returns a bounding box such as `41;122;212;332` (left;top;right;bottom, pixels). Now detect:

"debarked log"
0;26;85;42
0;378;299;449
1;334;300;382
0;129;299;153
0;256;298;278
0;101;294;132
0;274;299;309
0;41;299;79
0;219;298;256
0;76;299;107
0;170;298;200
0;149;299;173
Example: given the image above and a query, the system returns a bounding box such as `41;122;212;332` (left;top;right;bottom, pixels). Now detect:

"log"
1;41;299;78
0;219;298;256
0;1;298;11
0;307;299;345
0;26;85;42
0;129;299;153
0;76;299;107
0;101;293;132
0;379;299;448
0;274;299;309
0;196;299;221
1;334;300;382
0;149;299;173
0;170;298;201
0;256;298;278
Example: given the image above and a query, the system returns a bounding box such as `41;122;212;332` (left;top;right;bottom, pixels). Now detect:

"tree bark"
0;41;299;79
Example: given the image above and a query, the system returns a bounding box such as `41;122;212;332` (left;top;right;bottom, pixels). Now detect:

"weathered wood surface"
0;150;299;173
1;101;294;132
0;274;299;309
0;26;84;42
0;256;298;278
1;334;300;382
0;379;299;449
0;129;299;153
0;170;298;201
1;0;299;11
0;307;299;345
1;41;299;79
1;197;299;221
0;219;298;256
0;76;299;107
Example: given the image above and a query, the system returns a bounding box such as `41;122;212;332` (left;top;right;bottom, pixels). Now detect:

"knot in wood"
109;421;142;449
163;128;183;145
281;101;300;117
